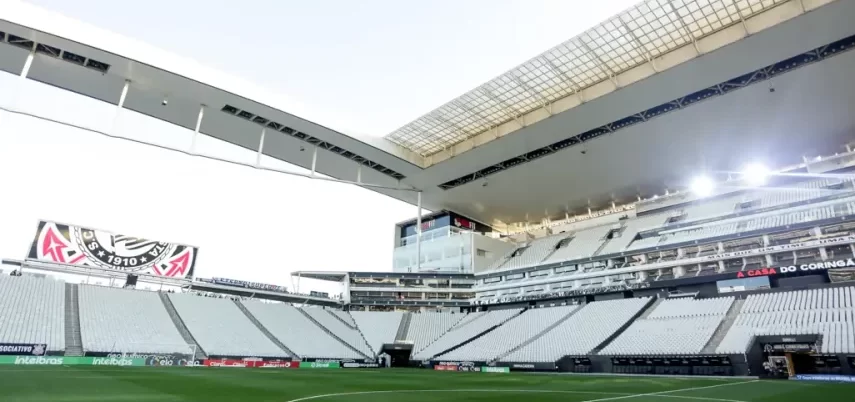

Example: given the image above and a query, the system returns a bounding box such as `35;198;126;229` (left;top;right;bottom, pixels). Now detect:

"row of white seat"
489;177;853;271
716;287;855;354
412;309;522;360
741;287;855;312
438;305;577;362
0;276;65;352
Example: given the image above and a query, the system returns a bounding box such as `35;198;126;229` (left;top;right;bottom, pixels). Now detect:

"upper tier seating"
78;286;187;354
350;311;403;353
500;298;650;362
406;313;463;353
0;276;65;351
496;235;569;271
543;225;613;264
168;294;285;357
302;307;373;356
634;203;844;252
597;214;669;255
241;301;361;359
413;309;522;360
717;287;855;354
601;297;733;356
438;305;577;361
647;297;734;319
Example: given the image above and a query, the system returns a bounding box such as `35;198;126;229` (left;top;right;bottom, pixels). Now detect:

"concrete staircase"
298;308;372;359
63;283;83;357
491;305;583;363
702;298;745;354
235;301;297;358
158;293;207;360
395;313;412;341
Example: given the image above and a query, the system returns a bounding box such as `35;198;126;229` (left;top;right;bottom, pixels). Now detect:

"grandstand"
2;0;855;383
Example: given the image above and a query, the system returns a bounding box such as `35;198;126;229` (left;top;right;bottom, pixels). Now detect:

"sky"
0;0;639;293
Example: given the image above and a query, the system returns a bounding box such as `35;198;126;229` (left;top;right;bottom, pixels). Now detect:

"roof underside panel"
384;0;789;157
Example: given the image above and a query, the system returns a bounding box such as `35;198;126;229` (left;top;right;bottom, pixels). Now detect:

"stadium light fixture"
690;176;715;197
742;163;770;186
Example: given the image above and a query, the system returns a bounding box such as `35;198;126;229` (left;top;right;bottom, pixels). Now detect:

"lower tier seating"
242;301;362;359
350;311;403;353
0;276;65;352
413;309;522;360
168;294;286;357
717;287;855;354
438;305;578;361
78;286;187;354
500;298;650;362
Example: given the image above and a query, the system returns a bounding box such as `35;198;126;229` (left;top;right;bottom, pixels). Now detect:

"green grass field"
0;367;852;402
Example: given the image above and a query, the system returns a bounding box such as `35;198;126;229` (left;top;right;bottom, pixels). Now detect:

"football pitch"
0;367;852;402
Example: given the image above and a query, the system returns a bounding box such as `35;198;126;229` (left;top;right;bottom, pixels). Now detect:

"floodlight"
690;176;715;197
742;163;770;186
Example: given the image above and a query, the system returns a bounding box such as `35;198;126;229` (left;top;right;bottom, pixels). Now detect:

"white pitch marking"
284;389;631;402
282;385;755;402
578;380;760;402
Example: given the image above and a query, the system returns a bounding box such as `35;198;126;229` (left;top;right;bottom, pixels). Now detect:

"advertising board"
300;362;340;369
793;374;855;383
0;356;144;366
0;343;46;356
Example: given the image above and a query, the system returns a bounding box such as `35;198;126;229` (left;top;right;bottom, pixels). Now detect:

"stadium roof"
2;0;855;228
385;0;796;158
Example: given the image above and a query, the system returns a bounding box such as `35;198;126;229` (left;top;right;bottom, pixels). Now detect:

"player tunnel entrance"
381;343;414;368
747;334;822;378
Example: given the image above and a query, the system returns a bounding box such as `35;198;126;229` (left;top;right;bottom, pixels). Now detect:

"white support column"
416;191;422;273
111;80;130;136
310;146;318;176
190;105;205;153
1;48;35;128
20;50;35;78
356;165;362;184
256;128;266;166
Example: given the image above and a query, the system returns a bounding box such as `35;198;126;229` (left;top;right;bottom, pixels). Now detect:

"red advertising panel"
259;361;299;368
204;359;249;367
202;359;298;368
434;364;458;371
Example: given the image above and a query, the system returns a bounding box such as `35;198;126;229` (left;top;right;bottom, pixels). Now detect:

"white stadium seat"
438;305;577;362
0;276;65;352
717;287;855;354
350;311;403;353
302;307;373;356
78;285;187;354
168;294;286;357
242;301;362;359
413;309;522;360
501;298;649;362
406;312;463;353
601;297;733;356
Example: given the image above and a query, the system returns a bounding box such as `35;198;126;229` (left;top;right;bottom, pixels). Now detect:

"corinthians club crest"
28;221;197;279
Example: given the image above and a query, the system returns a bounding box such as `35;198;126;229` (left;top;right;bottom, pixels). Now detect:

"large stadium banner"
28;220;197;279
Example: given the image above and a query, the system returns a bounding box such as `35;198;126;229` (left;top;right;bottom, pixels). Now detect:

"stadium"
1;0;855;400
